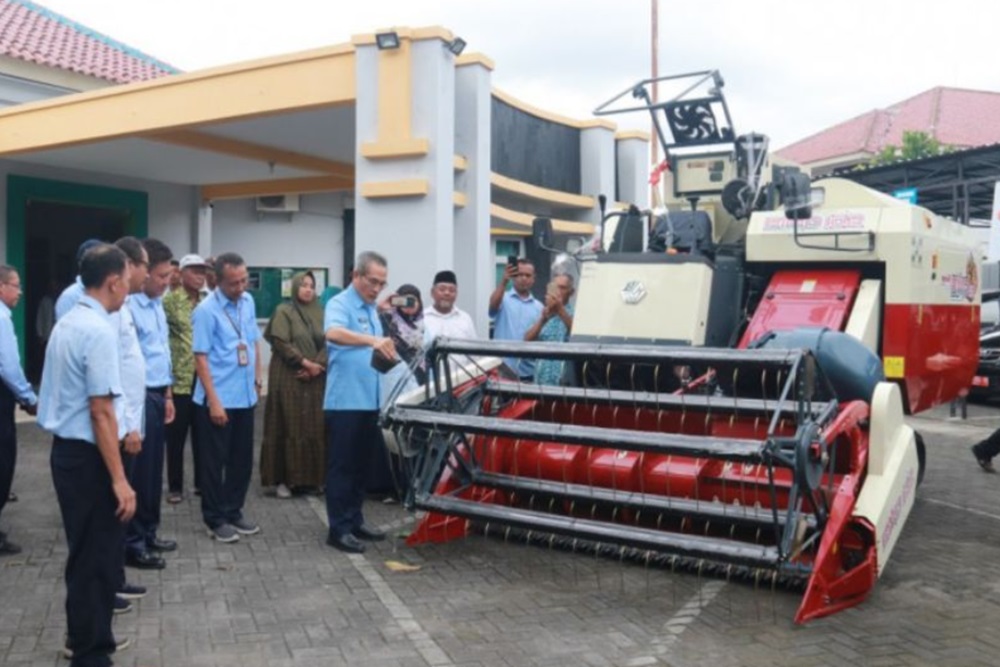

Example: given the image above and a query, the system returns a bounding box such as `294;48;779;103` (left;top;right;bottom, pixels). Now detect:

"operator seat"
607;209;646;253
648;210;715;258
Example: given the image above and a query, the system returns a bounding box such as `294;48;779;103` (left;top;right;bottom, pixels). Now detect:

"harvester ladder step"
417;494;781;568
387;407;768;463
471;471;815;530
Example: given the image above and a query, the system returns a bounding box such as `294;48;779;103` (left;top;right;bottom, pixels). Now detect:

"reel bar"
386;407;769;463
430;337;807;369
481;380;834;418
417;494;781;569
470;470;817;530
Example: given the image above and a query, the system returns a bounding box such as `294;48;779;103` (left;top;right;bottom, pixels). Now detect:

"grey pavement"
1;399;999;667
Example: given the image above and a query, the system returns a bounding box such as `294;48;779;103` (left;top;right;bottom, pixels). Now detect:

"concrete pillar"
616;134;651;209
196;203;212;257
453;56;492;337
353;32;456;301
579;126;617;223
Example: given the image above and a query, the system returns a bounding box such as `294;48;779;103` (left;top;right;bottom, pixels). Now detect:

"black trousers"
166;392;201;494
51;437;124;667
125;390;166;553
974;427;1000;459
0;383;15;528
195;405;254;529
324;410;382;539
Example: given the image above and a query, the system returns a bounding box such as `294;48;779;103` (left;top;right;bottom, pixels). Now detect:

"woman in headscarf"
378;283;427;385
260;271;327;498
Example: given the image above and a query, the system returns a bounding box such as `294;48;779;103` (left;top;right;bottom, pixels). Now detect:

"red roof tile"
776;87;1000;166
0;0;177;85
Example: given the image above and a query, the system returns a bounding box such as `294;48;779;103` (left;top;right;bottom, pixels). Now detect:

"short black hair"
214;252;245;278
114;236;146;265
75;239;103;270
142;238;173;269
170;258;180;267
80;244;127;289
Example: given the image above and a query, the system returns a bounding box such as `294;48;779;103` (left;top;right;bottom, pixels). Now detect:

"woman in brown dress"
260;272;327;498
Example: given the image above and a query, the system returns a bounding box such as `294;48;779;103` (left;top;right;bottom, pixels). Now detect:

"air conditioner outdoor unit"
256;194;300;213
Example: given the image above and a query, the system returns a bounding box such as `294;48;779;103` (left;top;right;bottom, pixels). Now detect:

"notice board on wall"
247;267;329;320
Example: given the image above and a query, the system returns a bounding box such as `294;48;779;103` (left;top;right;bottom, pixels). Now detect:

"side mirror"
532;217;555;251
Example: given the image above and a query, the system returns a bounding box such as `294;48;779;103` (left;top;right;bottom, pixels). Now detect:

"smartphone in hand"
390;295;416;308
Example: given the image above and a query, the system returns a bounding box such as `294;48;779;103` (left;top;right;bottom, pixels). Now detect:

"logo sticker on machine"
940;253;978;303
621;280;647;305
760;212;867;233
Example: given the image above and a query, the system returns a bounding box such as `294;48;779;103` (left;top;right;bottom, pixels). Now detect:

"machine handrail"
429;337;808;367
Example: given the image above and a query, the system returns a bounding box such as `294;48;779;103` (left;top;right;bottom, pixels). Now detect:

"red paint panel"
739;270;862;348
881;303;979;414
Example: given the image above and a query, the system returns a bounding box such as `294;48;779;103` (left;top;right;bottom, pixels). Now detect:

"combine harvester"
381;72;981;623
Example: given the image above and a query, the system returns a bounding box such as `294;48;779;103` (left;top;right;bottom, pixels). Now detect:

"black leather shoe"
972;445;995;473
326;533;366;553
125;550;166;570
352;524;386;542
147;537;178;552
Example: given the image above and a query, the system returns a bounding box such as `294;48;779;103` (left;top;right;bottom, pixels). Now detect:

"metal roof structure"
834;143;1000;224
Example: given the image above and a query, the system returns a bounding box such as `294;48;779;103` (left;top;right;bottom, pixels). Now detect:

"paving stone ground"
1;399;998;667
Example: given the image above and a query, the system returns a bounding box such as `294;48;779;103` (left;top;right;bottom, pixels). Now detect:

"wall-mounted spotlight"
375;31;400;50
447;37;467;56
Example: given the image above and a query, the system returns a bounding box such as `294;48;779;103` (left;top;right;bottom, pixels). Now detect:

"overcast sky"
34;0;1000;149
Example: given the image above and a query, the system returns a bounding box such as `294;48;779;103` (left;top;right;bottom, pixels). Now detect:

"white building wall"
210;193;346;285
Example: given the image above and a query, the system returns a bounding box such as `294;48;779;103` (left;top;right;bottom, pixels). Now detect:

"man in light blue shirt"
54;238;103;322
323;251;397;554
125;239;178;564
193;253;262;543
489;258;543;379
0;265;36;556
38;244;137;665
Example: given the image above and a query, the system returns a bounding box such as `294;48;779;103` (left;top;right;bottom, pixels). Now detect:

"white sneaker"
62;636;130;659
276;484;292;499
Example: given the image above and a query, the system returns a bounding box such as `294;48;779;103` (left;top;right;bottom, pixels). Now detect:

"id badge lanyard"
221;296;249;366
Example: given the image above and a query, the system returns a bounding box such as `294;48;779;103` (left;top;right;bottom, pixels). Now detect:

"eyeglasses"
2;282;21;291
361;275;387;289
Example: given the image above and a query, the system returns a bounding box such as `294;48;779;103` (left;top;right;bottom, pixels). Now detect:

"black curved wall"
490;97;581;194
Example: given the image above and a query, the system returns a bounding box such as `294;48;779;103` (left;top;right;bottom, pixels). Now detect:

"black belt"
147;386;170;395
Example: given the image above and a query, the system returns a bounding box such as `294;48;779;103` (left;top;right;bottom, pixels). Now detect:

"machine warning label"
883;356;905;378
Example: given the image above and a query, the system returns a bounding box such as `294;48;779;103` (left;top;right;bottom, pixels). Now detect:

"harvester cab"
382;71;982;624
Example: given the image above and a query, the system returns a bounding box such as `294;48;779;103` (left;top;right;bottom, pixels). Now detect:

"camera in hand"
507;255;519;268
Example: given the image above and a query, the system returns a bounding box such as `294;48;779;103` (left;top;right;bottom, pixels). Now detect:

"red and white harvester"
381;72;981;623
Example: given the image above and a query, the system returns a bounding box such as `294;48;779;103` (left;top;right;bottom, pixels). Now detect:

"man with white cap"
163;254;210;504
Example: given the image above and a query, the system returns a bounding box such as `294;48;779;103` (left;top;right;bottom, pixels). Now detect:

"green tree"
866;130;953;167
